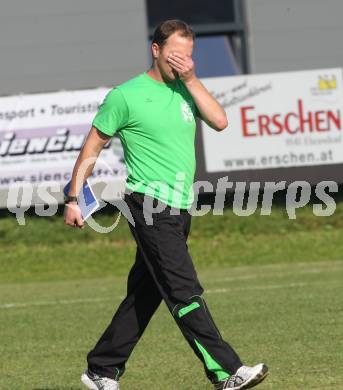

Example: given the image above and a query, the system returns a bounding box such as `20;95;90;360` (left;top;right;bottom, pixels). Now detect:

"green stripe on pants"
194;338;230;382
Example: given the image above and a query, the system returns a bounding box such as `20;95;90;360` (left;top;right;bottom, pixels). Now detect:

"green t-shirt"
92;72;199;209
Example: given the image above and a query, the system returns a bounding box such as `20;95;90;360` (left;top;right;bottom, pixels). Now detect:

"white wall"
245;0;343;73
0;0;148;95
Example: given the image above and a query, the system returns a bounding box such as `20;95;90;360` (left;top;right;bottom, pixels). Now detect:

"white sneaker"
214;363;268;389
81;369;120;390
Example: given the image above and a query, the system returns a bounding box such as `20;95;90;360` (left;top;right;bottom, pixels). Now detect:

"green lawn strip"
2;201;343;247
0;240;136;283
1;226;343;283
1;200;343;284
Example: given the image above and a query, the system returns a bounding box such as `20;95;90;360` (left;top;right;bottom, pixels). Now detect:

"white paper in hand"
63;179;100;221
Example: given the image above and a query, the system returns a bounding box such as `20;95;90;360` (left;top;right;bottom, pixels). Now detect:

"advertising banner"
201;68;343;173
0;88;127;192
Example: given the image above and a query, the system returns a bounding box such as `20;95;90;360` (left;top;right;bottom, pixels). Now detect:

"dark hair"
152;19;195;48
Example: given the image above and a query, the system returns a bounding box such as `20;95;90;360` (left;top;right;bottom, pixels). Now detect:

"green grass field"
1;203;343;389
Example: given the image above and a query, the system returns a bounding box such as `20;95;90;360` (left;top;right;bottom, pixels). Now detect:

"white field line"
0;279;340;310
206;282;308;294
0;296;118;310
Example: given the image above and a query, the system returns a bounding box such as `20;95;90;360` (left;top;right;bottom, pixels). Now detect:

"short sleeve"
92;88;129;137
190;94;201;118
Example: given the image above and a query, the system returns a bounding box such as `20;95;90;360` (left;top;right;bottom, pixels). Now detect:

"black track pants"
87;191;242;383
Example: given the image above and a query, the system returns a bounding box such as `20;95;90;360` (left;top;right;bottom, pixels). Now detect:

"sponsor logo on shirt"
181;100;194;122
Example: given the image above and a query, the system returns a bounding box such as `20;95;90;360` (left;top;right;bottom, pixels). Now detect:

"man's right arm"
63;126;111;228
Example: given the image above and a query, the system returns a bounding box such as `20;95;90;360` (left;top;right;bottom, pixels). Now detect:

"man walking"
64;20;268;390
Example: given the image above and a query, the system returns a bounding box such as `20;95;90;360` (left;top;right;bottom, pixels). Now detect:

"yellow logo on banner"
318;75;337;90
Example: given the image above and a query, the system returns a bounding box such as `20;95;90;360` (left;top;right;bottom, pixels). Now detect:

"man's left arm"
168;52;228;131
